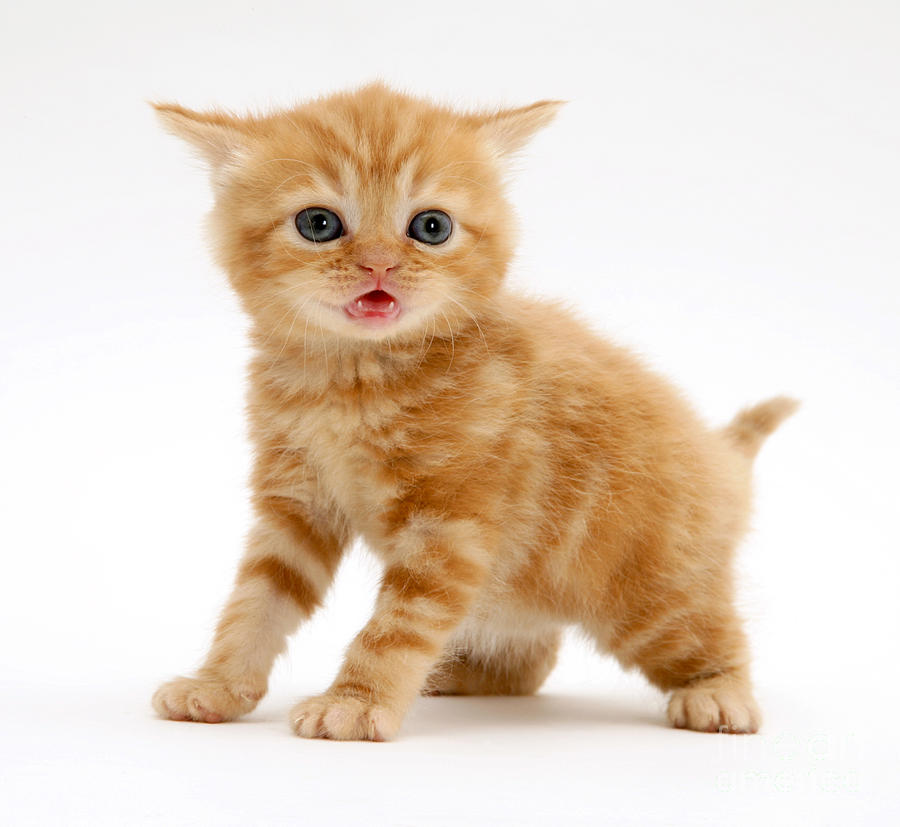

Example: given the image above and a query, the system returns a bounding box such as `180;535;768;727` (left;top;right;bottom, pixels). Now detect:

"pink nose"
356;254;398;284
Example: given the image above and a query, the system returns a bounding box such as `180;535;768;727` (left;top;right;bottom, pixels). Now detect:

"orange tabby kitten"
151;83;795;740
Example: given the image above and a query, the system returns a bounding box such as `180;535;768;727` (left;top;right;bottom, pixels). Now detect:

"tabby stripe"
257;495;342;574
358;627;437;656
381;559;483;614
382;568;468;614
382;566;444;597
385;604;458;632
624;620;745;690
238;555;319;610
611;607;690;659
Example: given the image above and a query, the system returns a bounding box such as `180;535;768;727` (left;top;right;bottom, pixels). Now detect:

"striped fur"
151;84;796;739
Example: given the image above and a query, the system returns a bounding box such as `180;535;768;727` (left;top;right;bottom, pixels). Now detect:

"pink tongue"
357;290;395;312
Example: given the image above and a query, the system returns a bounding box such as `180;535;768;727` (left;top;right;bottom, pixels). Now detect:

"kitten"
151;83;796;740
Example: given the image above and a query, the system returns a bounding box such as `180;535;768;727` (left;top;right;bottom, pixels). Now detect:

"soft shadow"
406;692;662;738
197;691;664;737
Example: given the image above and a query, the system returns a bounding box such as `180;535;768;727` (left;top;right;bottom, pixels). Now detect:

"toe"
290;695;400;741
667;679;761;734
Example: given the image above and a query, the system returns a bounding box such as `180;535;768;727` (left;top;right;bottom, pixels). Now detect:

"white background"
2;1;898;824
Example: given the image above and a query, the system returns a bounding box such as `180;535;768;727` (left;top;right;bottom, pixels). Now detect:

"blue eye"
295;207;344;242
408;210;452;245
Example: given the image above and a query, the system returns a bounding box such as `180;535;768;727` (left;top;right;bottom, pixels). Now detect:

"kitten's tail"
723;396;800;459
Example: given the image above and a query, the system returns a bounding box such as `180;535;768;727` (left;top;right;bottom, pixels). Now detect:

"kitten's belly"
452;591;563;653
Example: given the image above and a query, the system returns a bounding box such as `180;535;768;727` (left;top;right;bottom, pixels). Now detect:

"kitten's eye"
408;210;452;245
295;207;344;243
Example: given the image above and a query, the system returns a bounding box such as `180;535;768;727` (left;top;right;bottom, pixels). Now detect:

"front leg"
291;518;489;741
153;495;346;723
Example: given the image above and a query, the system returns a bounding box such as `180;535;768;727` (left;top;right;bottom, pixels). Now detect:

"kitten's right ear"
152;103;252;174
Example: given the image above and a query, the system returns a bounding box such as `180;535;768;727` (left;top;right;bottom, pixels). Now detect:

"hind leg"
666;669;760;734
606;600;760;733
424;629;562;696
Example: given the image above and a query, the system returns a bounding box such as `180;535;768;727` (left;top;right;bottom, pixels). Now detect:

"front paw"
290;693;402;741
152;674;263;723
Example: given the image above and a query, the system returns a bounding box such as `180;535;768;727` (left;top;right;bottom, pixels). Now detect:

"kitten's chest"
288;392;410;532
260;350;505;539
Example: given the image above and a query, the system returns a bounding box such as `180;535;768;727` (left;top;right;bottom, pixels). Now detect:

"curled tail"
724;396;800;459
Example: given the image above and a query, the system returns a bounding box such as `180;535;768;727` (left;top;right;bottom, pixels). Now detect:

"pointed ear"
473;100;565;157
152;102;252;172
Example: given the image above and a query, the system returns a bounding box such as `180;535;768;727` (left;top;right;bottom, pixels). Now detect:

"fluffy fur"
151;83;796;740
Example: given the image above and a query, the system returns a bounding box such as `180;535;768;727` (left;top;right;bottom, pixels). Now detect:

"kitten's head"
155;84;560;345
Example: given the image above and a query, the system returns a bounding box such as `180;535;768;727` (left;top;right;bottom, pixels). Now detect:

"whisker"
438;309;456;371
442;293;490;355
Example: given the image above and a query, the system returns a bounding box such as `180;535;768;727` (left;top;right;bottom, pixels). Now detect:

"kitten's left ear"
473;100;565;158
152;102;253;175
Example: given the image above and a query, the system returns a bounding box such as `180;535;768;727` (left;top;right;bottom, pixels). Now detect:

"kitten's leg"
153;496;345;723
423;630;562;696
609;602;760;734
291;519;489;741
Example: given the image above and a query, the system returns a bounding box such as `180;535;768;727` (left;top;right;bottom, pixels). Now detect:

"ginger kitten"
151;83;795;740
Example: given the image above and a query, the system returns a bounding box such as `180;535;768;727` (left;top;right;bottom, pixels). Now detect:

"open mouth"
343;289;402;323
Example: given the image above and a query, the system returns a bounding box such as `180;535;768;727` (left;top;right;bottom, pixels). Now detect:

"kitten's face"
157;85;559;344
